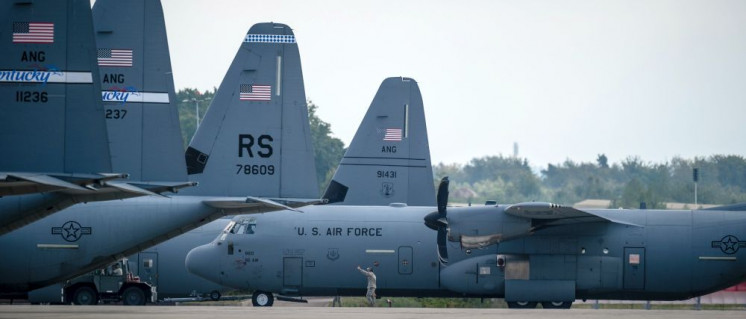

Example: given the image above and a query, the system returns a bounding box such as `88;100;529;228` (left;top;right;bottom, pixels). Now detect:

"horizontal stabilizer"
0;172;130;196
505;202;640;227
104;181;162;197
202;197;322;214
127;181;198;195
3;173;89;192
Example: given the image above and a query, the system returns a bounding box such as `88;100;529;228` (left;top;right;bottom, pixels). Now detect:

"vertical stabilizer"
0;0;111;174
184;23;318;198
323;77;435;206
92;0;187;183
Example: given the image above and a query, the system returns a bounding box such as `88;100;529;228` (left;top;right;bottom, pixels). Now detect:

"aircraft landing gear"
541;301;572;309
507;301;537;309
252;291;274;307
209;290;221;301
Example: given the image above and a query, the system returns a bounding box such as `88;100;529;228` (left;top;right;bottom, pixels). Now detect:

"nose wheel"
252;291;274;307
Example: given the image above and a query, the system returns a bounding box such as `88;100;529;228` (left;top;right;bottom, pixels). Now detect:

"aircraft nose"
186;244;222;284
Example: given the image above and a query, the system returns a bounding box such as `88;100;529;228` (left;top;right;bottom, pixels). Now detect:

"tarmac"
0;304;745;319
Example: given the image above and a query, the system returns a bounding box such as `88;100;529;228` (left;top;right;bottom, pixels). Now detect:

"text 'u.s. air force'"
295;227;383;237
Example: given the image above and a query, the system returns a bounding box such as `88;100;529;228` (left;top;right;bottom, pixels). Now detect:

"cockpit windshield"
223;221;236;233
226;217;257;235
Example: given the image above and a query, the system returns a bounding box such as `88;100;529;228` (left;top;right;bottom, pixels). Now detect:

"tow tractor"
63;258;156;305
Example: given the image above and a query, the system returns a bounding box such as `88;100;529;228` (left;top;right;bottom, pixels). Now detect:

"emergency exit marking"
629;254;640;265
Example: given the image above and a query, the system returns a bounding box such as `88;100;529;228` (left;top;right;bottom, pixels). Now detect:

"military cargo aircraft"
186;86;746;309
121;76;437;300
0;3;318;299
0;0;183;235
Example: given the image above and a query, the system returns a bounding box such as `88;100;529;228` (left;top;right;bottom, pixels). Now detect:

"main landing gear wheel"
72;286;97;305
541;301;572;309
209;290;221;301
122;287;146;305
507;301;538;309
252;291;274;307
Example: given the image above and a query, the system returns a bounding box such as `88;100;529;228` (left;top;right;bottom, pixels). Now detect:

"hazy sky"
159;0;746;169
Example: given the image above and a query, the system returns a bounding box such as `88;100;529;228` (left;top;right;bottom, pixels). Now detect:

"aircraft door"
398;246;413;275
283;257;303;288
138;252;158;287
623;247;645;290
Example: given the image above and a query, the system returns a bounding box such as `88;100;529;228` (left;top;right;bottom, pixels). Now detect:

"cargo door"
283;257;303;288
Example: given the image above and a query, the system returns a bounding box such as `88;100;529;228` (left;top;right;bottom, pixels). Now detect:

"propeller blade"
437;176;449;215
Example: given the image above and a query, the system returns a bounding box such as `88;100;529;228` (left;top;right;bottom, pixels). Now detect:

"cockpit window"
226;218;257;235
219;221;236;241
246;219;256;234
224;221;236;234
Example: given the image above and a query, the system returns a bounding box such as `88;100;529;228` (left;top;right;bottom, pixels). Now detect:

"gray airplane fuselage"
187;205;746;301
0;195;231;295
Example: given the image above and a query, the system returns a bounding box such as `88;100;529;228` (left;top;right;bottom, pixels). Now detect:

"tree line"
434;154;746;208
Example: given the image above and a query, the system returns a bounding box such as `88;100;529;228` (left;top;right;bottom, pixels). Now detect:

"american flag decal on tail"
383;128;403;141
13;22;54;43
97;49;133;67
239;84;271;101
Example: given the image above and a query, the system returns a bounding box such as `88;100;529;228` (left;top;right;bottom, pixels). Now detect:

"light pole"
693;168;699;206
182;97;211;129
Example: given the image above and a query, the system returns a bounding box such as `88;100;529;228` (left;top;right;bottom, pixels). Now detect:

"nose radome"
186;244;222;284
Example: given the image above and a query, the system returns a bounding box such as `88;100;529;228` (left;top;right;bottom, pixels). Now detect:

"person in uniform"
356;265;376;306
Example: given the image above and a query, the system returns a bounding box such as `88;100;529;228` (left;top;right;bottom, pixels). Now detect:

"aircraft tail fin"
0;0;112;175
92;0;188;185
323;77;435;206
183;23;318;199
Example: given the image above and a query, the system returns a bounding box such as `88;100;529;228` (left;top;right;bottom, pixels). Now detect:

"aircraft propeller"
424;177;450;262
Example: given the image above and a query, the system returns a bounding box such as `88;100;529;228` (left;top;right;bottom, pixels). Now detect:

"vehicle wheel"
122;286;146;305
507;301;538;309
251;291;274;307
541;301;572;309
72;286;97;305
209;290;221;301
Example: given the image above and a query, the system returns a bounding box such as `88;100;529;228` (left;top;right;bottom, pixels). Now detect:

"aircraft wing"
202;197;323;214
460;202;639;249
504;202;640;227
